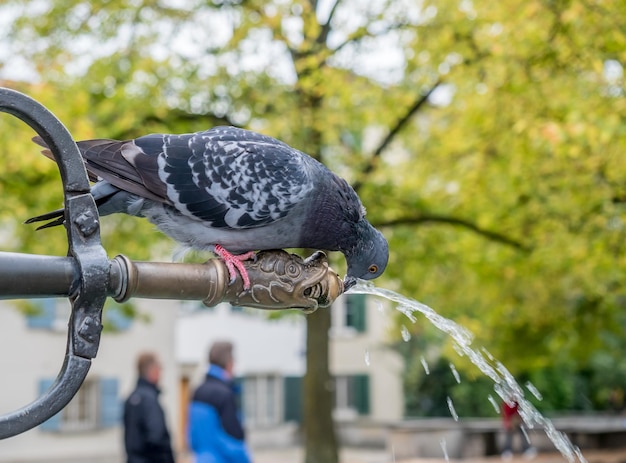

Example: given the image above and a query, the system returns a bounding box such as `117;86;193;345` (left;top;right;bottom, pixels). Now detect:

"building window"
283;376;302;423
345;295;367;332
243;375;282;427
62;379;100;431
26;299;132;331
26;298;70;331
334;374;370;420
38;377;120;432
331;294;368;335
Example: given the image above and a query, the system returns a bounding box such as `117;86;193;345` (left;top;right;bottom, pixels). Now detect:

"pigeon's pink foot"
213;244;257;290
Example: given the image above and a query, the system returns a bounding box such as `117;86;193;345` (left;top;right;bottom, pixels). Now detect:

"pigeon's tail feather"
32;135;55;161
32;135;100;182
24;208;65;230
27;138;66;229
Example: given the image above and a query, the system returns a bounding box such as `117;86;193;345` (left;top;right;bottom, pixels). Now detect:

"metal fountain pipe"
109;250;343;312
0;250;343;313
0;87;344;439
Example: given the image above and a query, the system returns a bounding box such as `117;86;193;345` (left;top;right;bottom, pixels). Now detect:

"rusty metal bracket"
0;87;345;439
0;88;109;438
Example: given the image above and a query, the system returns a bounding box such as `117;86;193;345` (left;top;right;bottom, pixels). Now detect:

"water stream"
349;281;587;463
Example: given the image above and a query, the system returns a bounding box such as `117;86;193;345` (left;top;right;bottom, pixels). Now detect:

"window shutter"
38;378;62;431
27;299;56;329
283;376;302;423
353;374;370;416
347;295;367;332
99;377;120;427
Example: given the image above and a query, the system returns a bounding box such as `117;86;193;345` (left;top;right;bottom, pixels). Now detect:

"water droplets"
440;438;450;461
396;303;418;323
446;396;459;421
400;325;411;342
420;355;430;375
481;347;495;361
449;363;461;384
526;381;543;401
488;394;501;414
521;426;531;445
350;281;588;463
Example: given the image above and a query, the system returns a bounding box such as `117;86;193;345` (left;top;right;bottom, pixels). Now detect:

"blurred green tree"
1;0;626;453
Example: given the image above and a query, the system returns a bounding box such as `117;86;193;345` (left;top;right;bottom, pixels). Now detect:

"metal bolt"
77;315;102;343
74;211;98;236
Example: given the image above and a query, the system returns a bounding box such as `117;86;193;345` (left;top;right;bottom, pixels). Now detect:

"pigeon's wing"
36;127;317;230
76;138;170;203
156;127;315;229
31;135;171;204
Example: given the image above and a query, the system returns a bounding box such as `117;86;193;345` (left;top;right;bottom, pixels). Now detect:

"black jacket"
123;378;175;463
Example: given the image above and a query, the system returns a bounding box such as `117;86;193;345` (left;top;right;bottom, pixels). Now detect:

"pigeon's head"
344;221;389;290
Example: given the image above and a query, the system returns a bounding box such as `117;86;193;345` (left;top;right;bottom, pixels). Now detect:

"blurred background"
0;0;625;462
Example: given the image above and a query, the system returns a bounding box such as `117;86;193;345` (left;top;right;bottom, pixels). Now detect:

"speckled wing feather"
154;127;315;229
31;135;170;203
65;127;315;230
76;138;169;203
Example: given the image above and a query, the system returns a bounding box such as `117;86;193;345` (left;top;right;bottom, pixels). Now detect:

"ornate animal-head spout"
221;250;344;313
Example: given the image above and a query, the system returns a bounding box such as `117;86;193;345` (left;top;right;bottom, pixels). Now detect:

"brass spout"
111;249;343;313
223;250;343;313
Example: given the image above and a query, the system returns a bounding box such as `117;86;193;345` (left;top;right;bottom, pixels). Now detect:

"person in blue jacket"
188;341;251;463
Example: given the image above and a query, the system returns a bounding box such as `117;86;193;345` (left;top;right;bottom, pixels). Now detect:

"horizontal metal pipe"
0;252;228;304
0;252;77;299
0;250;344;311
109;255;228;306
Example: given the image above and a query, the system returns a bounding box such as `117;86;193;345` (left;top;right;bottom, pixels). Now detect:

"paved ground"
253;447;626;463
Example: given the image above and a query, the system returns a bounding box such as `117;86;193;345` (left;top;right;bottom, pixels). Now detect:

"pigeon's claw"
213;244;257;290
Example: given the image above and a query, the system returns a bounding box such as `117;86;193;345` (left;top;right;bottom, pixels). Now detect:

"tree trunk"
295;41;339;458
303;306;338;463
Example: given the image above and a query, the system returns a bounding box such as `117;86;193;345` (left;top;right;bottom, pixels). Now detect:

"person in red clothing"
501;401;536;460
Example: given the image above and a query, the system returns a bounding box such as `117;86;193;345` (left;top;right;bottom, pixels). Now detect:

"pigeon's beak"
343;275;357;292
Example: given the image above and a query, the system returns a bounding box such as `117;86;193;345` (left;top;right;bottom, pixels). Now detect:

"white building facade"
177;293;405;449
0;298;179;463
0;292;404;461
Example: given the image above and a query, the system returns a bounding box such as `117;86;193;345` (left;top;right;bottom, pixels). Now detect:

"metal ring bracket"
0;88;109;438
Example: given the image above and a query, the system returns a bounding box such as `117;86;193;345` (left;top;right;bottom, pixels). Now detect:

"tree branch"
378;213;530;251
352;79;442;193
329;21;409;57
316;0;342;45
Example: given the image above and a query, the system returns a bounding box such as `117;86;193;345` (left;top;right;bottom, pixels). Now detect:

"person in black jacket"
123;352;175;463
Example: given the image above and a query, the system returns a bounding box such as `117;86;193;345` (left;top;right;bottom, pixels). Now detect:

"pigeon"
28;126;389;290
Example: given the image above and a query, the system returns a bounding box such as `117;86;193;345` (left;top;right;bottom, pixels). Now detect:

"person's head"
209;341;234;375
137;352;162;385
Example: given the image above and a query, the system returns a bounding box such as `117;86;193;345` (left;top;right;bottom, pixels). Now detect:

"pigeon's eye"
368;265;378;274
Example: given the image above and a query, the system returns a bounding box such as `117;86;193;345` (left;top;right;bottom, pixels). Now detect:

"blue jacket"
188;366;251;463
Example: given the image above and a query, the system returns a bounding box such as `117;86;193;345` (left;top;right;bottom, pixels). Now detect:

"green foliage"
2;0;626;426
